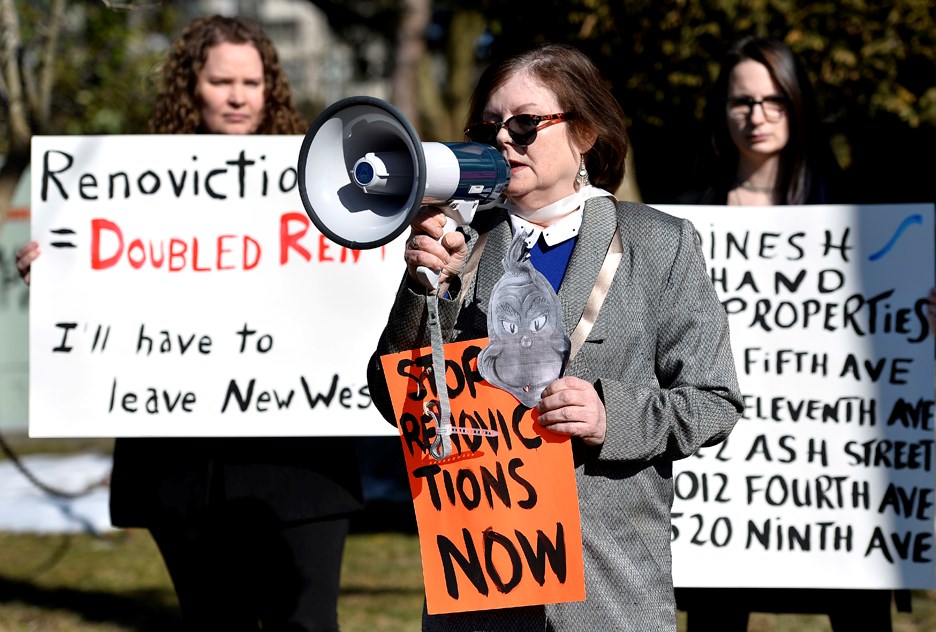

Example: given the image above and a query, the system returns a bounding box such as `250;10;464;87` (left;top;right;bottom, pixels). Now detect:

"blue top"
530;233;577;293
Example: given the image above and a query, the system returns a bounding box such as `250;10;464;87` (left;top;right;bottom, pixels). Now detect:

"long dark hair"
149;15;306;134
706;36;839;204
466;43;628;193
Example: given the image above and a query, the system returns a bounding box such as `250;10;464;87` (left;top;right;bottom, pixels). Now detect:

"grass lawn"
0;530;426;631
0;437;934;630
0;529;934;631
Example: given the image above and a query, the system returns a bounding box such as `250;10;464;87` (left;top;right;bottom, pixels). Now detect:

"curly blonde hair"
149;15;307;134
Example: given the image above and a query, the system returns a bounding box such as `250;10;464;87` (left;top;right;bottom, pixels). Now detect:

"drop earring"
576;155;590;187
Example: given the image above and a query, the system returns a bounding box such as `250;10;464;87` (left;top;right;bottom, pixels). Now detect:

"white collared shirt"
510;210;583;248
504;185;612;247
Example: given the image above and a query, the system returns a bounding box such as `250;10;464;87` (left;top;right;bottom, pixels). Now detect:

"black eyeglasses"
464;112;575;147
725;95;788;122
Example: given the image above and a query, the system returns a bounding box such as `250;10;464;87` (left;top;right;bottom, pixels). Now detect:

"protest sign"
657;203;935;589
380;338;585;614
28;135;403;437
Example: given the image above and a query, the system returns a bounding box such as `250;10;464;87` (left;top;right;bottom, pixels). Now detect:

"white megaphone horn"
296;96;510;287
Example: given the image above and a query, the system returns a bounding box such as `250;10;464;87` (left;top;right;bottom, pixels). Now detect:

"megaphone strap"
455;231;490;305
426;292;453;460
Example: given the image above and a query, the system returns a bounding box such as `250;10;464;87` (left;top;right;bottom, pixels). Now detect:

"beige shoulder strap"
568;226;623;363
458;224;623;365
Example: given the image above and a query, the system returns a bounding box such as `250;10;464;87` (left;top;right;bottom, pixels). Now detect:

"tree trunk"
418;10;484;142
0;0;30;230
391;0;430;126
0;0;65;231
36;0;66;128
443;11;484;139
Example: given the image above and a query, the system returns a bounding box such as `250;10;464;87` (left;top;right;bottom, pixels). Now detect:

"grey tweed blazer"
368;197;743;631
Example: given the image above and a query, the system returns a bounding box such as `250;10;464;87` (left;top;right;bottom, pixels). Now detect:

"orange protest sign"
380;338;585;615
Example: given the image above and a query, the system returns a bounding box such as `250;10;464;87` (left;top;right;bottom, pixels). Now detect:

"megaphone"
297;96;510;286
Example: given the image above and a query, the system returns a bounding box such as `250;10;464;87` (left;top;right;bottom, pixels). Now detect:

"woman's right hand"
404;206;467;292
15;241;40;286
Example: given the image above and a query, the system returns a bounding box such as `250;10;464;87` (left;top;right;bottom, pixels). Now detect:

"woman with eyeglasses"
673;36;842;206
673;36;906;632
367;43;743;631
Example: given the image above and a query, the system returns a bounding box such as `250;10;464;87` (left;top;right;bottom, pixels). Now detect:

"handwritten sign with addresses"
657;203;935;590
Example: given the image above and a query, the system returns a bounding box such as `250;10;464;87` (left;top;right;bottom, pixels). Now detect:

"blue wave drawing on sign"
868;214;923;261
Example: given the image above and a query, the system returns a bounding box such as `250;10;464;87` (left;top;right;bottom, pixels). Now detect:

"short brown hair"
466;44;628;193
149;15;306;135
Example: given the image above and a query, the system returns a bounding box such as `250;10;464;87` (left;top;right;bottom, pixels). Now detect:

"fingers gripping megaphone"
296;96;510;287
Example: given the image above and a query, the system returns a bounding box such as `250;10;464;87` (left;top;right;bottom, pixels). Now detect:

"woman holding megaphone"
367;43;744;631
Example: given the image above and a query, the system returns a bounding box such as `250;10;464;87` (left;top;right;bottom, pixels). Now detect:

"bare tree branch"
0;0;31;145
36;0;65;128
0;0;29;229
101;0;164;10
0;49;8;99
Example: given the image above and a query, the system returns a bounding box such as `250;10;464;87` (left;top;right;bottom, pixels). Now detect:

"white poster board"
29;135;405;438
658;204;935;590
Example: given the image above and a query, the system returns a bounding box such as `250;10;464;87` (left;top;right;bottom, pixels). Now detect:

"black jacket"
110;436;362;526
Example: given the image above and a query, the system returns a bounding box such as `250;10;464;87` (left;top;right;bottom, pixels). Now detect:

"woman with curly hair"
148;14;306;135
19;15;362;632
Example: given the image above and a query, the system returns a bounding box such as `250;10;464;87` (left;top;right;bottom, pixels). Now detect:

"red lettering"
319;234;334;262
280;211;311;264
89;218;260;271
192;237;211;272
217;234;235;270
277;211;382;266
169;238;187;271
244;236;261;270
91;218;123;269
150;241;165;268
340;247;363;263
127;239;146;269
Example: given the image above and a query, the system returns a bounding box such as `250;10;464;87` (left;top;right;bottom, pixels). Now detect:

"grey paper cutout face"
477;230;571;408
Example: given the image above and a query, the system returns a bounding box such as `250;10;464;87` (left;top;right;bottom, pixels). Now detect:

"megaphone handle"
416;215;459;289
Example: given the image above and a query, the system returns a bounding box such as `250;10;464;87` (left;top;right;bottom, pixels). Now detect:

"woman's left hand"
535;376;606;446
15;241;40;286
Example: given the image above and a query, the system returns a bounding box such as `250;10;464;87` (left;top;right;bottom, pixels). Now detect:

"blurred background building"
183;0;391;109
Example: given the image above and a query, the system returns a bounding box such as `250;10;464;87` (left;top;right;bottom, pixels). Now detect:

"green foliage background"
6;0;936;205
9;2;181;139
475;0;936;203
